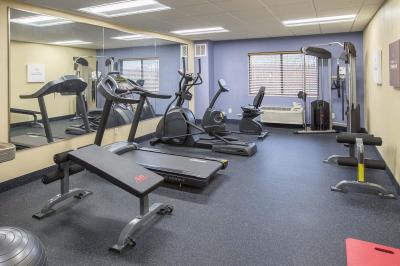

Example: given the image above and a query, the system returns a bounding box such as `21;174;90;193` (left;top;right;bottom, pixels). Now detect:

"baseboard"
371;146;400;195
0;132;154;193
10;114;76;128
135;132;154;142
202;119;361;131
0;166;55;193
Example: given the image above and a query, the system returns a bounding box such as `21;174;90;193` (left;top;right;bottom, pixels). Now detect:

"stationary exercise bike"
201;79;230;136
237;86;269;139
202;80;268;140
151;58;257;157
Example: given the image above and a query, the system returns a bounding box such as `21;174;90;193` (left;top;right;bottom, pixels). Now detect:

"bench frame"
330;138;396;199
33;157;173;253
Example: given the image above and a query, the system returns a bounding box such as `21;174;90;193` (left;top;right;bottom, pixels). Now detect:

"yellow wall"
0;118;160;182
10;41;96;124
0;0;194;183
364;0;400;183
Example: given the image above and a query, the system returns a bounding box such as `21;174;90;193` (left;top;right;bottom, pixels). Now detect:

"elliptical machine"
151;58;257;157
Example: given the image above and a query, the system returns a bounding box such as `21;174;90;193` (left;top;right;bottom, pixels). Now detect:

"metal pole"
77;92;91;133
328;58;332;130
38;96;54;143
140;195;149;216
303;54;307;131
94;100;112;146
127;96;146;142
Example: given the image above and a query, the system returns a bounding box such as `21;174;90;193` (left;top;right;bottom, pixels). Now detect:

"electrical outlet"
114;127;119;136
228;108;232;114
332;112;336;119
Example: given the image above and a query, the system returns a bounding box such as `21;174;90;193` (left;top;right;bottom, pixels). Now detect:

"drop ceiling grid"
20;0;385;40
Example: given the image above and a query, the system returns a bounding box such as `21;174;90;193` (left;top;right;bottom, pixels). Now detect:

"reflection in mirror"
9;8;105;150
100;28;184;129
153;39;186;115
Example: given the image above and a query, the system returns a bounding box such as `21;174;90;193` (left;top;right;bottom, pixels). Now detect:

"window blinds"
249;53;319;96
122;58;160;93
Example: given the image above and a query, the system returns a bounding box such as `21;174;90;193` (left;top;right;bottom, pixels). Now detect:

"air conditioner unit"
260;102;304;125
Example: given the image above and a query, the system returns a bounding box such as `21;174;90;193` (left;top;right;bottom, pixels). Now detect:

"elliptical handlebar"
126;78;171;99
178;58;203;94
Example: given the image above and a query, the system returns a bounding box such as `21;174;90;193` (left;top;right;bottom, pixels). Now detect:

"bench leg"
331;180;397;199
33;188;92;219
33;161;92;219
110;196;173;253
30;113;44;128
324;155;341;164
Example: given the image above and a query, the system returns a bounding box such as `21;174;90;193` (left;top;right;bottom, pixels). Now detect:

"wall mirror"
101;28;185;118
9;8;187;151
9;8;105;150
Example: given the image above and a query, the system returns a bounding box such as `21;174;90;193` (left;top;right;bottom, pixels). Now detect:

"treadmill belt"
11;135;62;148
121;149;223;187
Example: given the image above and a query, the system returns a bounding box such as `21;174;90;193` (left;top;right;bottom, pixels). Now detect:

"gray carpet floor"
1;127;399;266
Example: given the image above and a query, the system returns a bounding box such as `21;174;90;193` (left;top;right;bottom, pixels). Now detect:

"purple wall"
98;44;180;114
198;32;364;125
194;41;215;117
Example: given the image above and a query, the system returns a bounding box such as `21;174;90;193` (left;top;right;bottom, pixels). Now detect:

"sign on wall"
373;49;382;85
27;64;45;83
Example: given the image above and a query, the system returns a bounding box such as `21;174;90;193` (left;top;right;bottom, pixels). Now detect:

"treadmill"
93;73;228;188
11;76;90;149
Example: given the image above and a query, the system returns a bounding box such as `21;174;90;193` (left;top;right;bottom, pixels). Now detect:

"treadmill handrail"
126;79;172;99
20;75;87;99
98;76;141;105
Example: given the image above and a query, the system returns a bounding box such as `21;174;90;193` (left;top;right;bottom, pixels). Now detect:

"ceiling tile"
320;21;353;34
18;0;383;41
290;25;321;35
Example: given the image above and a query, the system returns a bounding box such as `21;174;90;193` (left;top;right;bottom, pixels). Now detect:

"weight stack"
311;100;330;130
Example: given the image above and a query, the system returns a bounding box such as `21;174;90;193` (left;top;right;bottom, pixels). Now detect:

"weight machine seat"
336;133;382;146
336;156;386;170
68;145;163;198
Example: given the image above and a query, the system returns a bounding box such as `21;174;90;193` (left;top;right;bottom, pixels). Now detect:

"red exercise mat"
346;238;400;266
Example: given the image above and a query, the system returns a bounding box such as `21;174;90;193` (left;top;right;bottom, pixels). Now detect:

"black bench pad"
336;133;382;146
337;157;386;170
68;145;164;198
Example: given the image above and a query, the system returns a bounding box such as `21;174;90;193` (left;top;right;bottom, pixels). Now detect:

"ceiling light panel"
50;40;92;45
171;27;229;36
283;15;356;27
10;15;73;27
111;34;152;40
79;0;171;18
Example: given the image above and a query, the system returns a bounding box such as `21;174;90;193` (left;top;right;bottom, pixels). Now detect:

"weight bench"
324;133;380;164
33;144;173;253
329;135;396;199
10;108;43;128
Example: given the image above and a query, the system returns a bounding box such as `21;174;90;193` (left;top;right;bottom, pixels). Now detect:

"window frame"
120;56;160;93
247;51;319;97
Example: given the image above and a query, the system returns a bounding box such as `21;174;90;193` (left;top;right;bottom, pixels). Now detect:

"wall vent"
180;45;188;58
195;43;207;57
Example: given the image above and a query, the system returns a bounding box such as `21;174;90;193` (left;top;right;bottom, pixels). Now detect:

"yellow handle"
358;163;365;183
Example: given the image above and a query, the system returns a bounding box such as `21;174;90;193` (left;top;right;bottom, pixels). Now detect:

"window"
121;58;159;93
248;52;319;96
